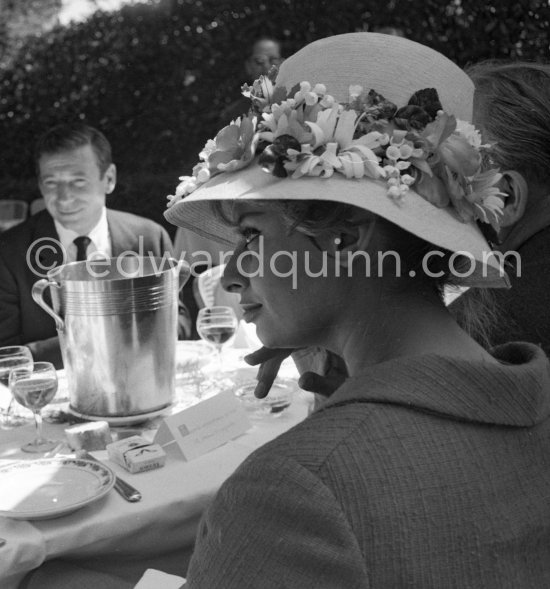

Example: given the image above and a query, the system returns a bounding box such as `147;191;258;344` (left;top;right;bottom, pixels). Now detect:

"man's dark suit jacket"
0;208;174;367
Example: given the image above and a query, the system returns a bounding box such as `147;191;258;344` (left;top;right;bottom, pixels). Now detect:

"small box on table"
106;435;166;474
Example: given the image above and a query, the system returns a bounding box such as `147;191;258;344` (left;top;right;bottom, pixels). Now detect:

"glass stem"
33;410;44;444
2;399;13;426
216;346;223;371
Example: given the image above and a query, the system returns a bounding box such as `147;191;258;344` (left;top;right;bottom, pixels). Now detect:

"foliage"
0;0;62;67
0;0;548;228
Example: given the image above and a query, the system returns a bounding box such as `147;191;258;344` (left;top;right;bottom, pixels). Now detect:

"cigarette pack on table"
65;421;112;451
106;435;166;474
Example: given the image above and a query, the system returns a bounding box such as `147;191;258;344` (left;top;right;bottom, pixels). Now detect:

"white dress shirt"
54;207;112;263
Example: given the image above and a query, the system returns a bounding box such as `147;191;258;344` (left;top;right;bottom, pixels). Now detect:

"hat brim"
165;160;509;288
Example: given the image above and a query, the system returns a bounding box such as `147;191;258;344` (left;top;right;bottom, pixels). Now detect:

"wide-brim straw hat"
165;33;508;288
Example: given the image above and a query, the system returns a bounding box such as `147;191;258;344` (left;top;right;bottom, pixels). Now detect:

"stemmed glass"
0;346;33;428
196;306;239;372
9;362;60;453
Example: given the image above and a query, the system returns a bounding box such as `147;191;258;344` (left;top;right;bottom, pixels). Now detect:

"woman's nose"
221;248;248;293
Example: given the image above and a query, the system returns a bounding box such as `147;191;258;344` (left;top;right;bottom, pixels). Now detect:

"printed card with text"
154;390;251;461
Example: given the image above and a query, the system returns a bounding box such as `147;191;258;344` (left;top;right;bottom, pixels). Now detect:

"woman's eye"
241;227;260;247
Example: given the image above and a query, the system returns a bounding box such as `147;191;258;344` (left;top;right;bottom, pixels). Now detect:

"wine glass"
9;361;60;453
0;345;33;428
196;306;239;372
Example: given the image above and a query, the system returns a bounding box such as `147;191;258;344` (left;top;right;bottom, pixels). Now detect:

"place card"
154;389;251;461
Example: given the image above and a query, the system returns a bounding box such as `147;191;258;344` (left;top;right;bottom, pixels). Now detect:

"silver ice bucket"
32;256;190;418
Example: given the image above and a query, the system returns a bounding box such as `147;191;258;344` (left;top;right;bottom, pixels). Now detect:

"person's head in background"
467;60;550;249
245;37;283;79
372;25;406;37
35;123;117;235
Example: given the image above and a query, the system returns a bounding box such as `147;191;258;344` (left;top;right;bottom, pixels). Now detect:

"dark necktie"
73;236;91;262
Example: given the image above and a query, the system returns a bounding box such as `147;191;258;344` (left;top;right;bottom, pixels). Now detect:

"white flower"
175;176;196;197
455;119;483;148
169;76;503;240
320;94;335;108
339;150;365;178
386;145;402;160
304;92;318;106
306;104;339;148
199;139;216;161
333;110;358;148
383;165;400;177
387;185;403;199
196;167;211;183
319;142;342;169
399;143;414;159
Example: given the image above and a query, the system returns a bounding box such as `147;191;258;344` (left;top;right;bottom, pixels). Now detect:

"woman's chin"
256;330;299;351
256;327;282;349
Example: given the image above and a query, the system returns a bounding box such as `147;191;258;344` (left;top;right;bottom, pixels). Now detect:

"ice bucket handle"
32;279;64;331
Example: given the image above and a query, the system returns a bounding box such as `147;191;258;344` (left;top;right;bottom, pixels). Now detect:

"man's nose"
56;183;71;201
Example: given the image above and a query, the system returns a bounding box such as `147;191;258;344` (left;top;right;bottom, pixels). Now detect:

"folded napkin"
134;569;186;588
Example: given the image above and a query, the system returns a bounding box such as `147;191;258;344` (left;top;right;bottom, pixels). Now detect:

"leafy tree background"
0;0;548;235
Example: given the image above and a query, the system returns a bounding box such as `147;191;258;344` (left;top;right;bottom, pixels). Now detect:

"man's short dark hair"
35;123;112;177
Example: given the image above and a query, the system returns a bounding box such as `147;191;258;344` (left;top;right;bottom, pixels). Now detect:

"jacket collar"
33;208;137;262
322;342;550;427
106;210;143;256
32;211;65;271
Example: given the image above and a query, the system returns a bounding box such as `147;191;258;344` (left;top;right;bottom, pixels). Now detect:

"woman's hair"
466;60;550;185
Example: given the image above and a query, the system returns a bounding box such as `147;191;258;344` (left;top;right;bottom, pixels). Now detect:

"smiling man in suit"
0;123;177;368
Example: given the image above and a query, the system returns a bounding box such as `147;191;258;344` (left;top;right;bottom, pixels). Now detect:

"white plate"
0;458;115;520
66;404;173;426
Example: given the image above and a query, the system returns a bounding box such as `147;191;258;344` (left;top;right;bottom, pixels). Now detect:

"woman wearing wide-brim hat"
166;33;550;588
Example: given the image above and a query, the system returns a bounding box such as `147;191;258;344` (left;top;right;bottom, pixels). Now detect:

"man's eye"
73;180;86;187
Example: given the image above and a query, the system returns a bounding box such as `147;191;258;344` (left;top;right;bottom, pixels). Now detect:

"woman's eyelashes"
240;227;261;247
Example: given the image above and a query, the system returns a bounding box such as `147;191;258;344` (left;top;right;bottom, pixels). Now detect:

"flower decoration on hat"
168;67;506;230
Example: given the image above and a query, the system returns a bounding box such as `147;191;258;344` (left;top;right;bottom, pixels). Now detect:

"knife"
77;450;142;502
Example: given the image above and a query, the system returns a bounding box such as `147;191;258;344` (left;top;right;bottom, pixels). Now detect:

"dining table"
0;341;313;589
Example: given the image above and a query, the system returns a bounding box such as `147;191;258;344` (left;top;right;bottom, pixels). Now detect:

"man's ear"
498;170;528;228
104;163;117;195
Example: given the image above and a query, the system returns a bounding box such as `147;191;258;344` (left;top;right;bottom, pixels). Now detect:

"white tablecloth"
0;347;312;588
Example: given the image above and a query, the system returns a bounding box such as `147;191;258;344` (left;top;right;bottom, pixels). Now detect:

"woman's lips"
240;303;262;322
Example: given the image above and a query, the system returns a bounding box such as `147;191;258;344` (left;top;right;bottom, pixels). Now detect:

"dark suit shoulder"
0;210;54;255
106;208;164;231
106;208;173;257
